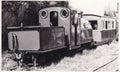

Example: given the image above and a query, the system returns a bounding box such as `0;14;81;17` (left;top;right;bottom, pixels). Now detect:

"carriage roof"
83;14;116;20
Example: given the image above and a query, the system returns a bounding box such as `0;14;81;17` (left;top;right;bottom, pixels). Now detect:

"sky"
68;0;118;16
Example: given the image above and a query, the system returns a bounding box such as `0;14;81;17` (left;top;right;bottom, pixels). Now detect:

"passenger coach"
83;14;117;45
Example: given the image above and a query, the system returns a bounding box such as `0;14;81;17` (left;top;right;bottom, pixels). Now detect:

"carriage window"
108;21;110;29
112;21;114;28
102;20;105;29
103;23;104;29
89;20;97;30
105;21;108;29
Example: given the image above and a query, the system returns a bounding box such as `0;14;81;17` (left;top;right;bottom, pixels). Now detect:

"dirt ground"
2;41;119;71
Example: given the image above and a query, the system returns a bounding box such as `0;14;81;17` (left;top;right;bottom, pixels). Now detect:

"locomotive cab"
39;7;71;48
39;7;70;28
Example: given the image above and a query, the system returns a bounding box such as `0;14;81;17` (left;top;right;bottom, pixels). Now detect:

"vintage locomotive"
7;7;117;65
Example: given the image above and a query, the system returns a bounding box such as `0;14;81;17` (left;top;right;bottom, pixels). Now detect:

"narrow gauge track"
93;56;119;72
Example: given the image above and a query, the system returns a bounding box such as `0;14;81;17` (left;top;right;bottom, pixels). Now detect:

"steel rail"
93;56;118;72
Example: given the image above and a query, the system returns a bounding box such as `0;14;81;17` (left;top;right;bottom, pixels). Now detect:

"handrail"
7;26;64;30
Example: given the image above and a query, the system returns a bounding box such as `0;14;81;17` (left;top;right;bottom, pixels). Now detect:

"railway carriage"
83;14;117;45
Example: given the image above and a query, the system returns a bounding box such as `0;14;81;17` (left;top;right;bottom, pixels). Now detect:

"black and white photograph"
1;0;119;71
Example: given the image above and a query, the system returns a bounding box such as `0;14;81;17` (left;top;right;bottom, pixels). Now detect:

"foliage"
104;7;117;17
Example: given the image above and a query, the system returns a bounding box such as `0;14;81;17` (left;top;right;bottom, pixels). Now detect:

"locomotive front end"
7;26;65;53
8;29;40;51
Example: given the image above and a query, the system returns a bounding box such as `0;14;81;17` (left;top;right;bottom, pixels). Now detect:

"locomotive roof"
40;6;69;10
